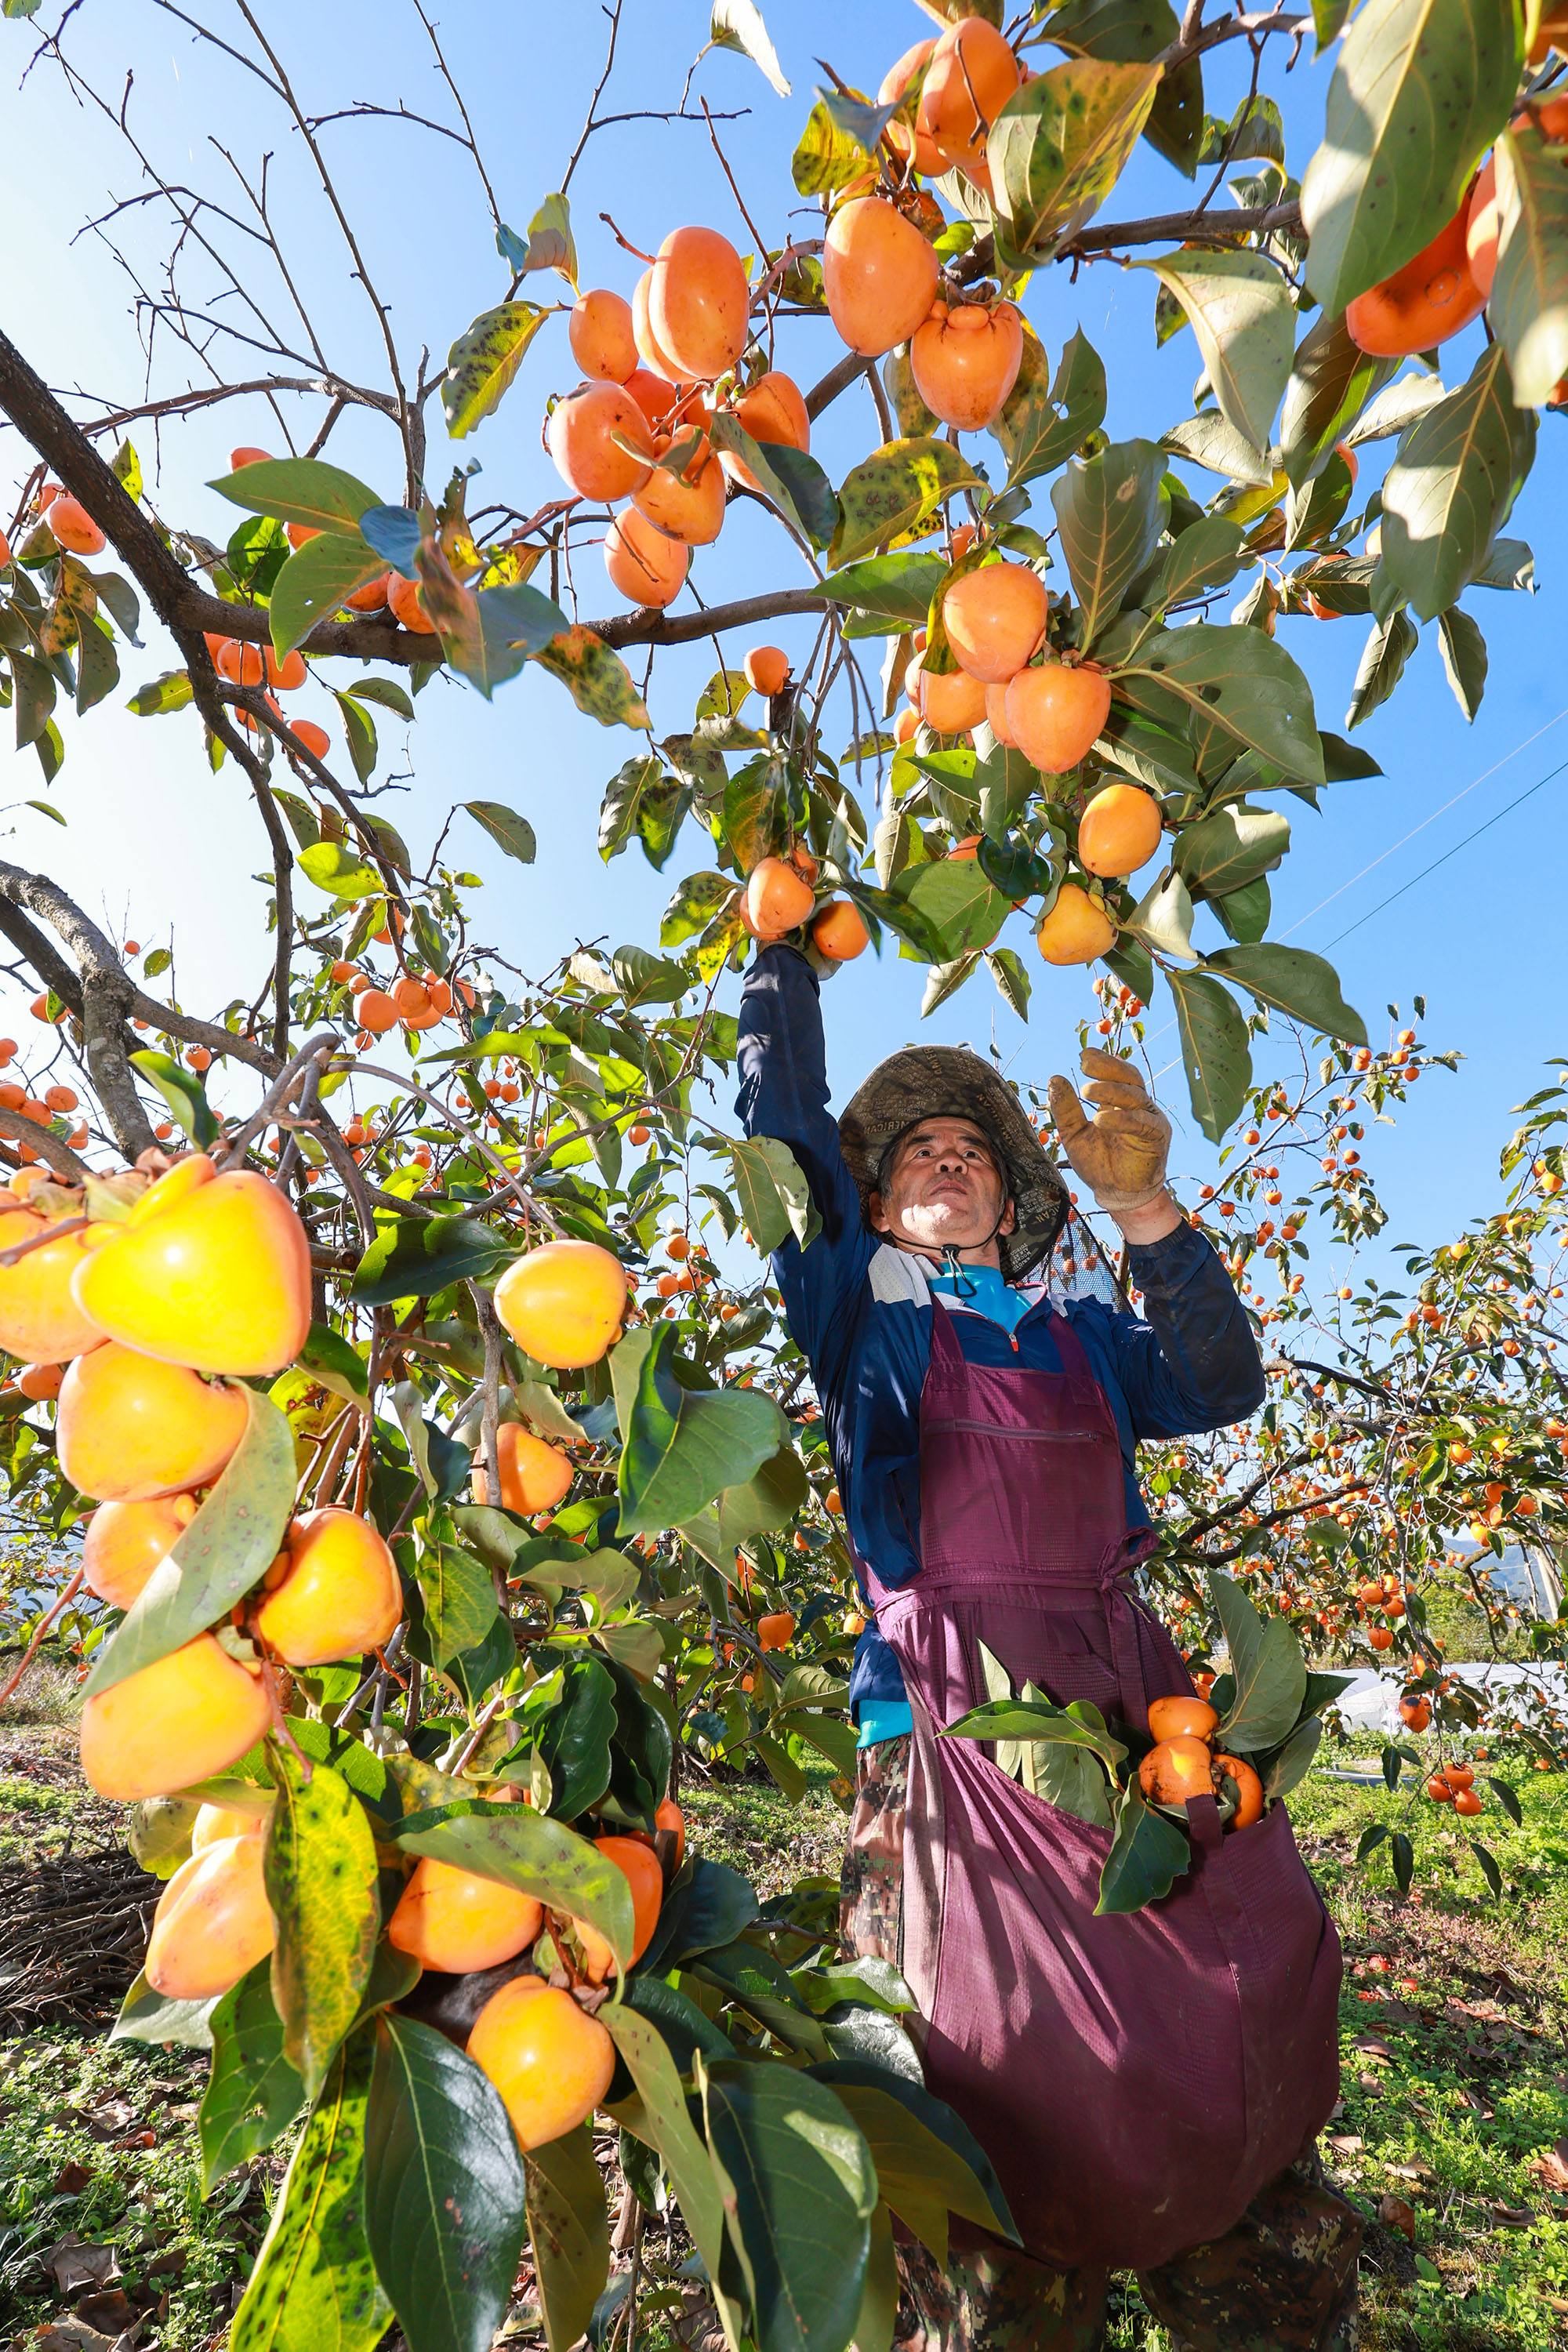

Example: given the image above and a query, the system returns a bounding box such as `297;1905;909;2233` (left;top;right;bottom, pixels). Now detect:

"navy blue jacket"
735;945;1266;1718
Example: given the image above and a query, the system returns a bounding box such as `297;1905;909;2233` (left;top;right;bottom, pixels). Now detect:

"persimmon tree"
0;1;1566;2347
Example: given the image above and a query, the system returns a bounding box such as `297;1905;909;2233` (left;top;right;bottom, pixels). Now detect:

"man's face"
869;1116;1015;1258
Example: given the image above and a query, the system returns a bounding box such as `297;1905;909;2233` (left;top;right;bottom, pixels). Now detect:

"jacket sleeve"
1097;1220;1265;1440
734;944;874;1375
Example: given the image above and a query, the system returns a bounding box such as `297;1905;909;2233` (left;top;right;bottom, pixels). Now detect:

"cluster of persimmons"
0;1138;680;2151
1137;1693;1265;1830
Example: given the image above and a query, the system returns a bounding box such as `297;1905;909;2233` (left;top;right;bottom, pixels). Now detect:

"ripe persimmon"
1345;203;1486;356
493;1239;627;1367
1453;1788;1483;1817
624;365;681;427
895;706;920;744
916;16;1020;175
216;638;265;687
757;1610;795;1651
1077;783;1163;879
943;561;1048;683
910;657;989;736
230;446;273;469
591;1833;663;1965
0;1201;105;1363
812;899;870;962
746;856;816;938
467;1976;615;2151
745;645;789;695
1465;159;1501;298
1139;1734;1214;1806
288;719;331;760
720;370;811;492
632;270;686;384
1399;1695;1432;1732
192;1797;267;1849
1004;662;1111;773
388;1857;543;1974
631;434;726;545
83;1490;199;1610
983;680;1019;747
604;507;689;609
1213;1752;1265;1830
253;1507;401;1666
1036;884;1116;967
569;288;638;383
145;1832;275;1999
49;495;106;556
265;647;307;691
57;1343;249;1502
1426;1773;1454;1802
823;196;940;358
548;383;655;502
1442;1764;1475;1791
1368;1625;1394;1650
387;572;438;634
17;1361;63;1400
655;1795;685;1866
345;574;390;611
473;1422;573;1515
879;38;942;174
73;1152;311;1377
79;1632;272;1799
648;226;750;383
1146;1696;1218;1744
911;300;1024;430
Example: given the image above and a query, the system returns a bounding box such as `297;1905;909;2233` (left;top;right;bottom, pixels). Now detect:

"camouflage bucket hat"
839;1044;1069;1284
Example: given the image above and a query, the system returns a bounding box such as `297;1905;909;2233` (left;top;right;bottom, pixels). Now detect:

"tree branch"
1057;198;1302;263
586;586;829;652
0;1112;89;1183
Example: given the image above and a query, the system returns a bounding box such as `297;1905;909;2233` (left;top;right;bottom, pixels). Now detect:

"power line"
1325;755;1568;947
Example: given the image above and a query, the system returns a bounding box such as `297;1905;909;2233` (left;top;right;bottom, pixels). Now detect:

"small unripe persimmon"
569;288;639;383
253;1507;401;1667
72;1152;310;1378
467;1976;615;2151
493;1240;627;1368
145;1832;275;1999
79;1633;272;1799
83;1490;200;1609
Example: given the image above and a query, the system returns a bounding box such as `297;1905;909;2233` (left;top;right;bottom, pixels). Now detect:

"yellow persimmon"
79;1634;271;1799
145;1832;275;1998
252;1508;401;1667
57;1342;249;1501
492;1240;627;1368
467;1976;615;2151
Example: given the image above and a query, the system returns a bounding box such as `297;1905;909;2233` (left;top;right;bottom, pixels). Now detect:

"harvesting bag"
865;1306;1343;2274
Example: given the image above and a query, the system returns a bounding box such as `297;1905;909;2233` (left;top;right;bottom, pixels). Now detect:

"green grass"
3;1720;1567;2347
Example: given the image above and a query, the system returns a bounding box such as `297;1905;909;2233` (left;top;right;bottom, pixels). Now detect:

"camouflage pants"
841;1737;1363;2352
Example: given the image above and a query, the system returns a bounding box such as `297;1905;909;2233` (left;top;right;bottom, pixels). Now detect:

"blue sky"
2;0;1563;1286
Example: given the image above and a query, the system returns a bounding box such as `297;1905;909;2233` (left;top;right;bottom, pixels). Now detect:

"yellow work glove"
1047;1047;1171;1214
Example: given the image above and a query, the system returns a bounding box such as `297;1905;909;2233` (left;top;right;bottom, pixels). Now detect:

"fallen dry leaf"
1529;2140;1568;2193
1327;2134;1363;2156
1494;2203;1536;2229
42;2238;119;2296
52;2161;93;2198
1377;2194;1417;2241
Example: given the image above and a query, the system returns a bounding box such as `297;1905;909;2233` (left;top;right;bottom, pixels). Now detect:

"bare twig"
0;1570;85;1709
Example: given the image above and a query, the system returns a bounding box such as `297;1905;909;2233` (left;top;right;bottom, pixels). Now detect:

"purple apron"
863;1304;1342;2274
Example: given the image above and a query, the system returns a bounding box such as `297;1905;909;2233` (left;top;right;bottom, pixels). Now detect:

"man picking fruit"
737;941;1357;2352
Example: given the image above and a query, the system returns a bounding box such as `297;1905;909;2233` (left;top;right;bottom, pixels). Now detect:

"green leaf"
1149;514;1245;612
612;944;687;1006
1166;967;1251;1143
989;60;1162;259
127;668;194;717
332;691;378;785
1262;1715;1322;1802
129;1047;220;1149
1114;623;1323;782
1300;0;1520;314
526;2122;611;2352
1378;341;1536;622
1390;1830;1414;1894
299;1322;370;1414
678;1444;808;1570
1051;437;1168;648
463;799;536;865
393;1798;633;1965
1173;803;1290;899
534;624;651;728
1125;869;1196;964
270;535;386;659
661;869;734;948
813;2067;1017;2266
1203;943;1368;1046
1037;0;1201;176
83;1389;296;1697
230;2030;389;2352
1134;252;1294;457
699;2055;878;2352
1208;1568;1307;1751
991;325;1107;490
265;1753;380;2102
1280;310;1399;491
1095;1781;1190;1913
611;1325;786;1537
347;674;416;720
828;438;985;571
791;98;873;197
985;946;1032;1018
601;2005;727;2282
820;550;949;625
600;755;667;860
1161;411;1276;488
365;2013;529;2352
412;1541;499;1669
111;1970;218;2050
1345;608;1418;730
416;561;571;700
1489;124;1568;408
728;1135;820;1255
892;855;1011;960
707;416;838;549
299;840;382;899
1437;604;1487;722
444;301;553;439
709;0;791;95
201;1961;304;2193
212;457;385;535
352;1214;508;1306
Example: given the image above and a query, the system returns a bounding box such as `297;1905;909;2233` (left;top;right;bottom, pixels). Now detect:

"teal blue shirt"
858;1263;1029;1747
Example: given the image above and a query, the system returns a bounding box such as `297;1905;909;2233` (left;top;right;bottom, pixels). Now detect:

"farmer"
737;940;1359;2352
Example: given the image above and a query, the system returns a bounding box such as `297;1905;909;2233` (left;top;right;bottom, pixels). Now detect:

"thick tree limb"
0;1111;89;1182
588;586;829;651
1058;198;1303;263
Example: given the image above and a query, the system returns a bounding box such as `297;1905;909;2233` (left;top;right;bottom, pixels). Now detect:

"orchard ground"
2;1661;1567;2352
